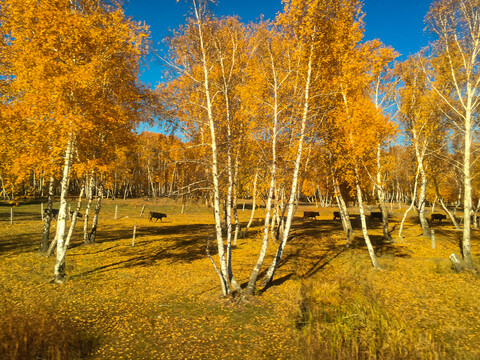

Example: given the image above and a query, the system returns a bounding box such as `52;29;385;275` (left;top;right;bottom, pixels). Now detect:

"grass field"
1;198;479;359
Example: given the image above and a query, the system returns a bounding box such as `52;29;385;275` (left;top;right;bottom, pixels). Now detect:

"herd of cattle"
307;210;449;222
43;208;450;224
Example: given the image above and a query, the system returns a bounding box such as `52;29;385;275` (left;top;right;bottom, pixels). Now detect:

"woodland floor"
0;198;480;359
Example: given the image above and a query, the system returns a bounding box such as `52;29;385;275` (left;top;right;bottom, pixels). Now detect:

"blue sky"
124;0;434;88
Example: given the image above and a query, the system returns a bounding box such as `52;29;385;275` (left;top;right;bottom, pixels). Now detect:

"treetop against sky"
125;0;433;88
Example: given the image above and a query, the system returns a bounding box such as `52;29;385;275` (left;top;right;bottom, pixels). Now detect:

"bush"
296;274;444;360
0;307;97;360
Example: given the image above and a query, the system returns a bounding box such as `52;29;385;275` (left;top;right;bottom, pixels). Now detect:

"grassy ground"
0;198;479;359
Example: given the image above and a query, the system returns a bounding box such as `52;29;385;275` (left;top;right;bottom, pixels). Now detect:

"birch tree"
426;0;480;269
262;0;349;286
396;55;443;237
163;0;237;296
0;0;149;282
241;21;295;295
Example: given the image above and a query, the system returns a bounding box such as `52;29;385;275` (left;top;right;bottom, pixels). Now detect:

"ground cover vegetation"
1;0;480;358
1;200;480;359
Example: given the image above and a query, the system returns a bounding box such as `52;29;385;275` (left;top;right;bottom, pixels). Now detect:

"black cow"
149;211;167;222
44;209;59;219
303;211;319;220
333;211;341;220
370;212;382;220
431;213;446;222
44;209;82;219
70;211;82;219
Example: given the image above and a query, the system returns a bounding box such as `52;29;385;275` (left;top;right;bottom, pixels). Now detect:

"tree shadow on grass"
300;248;346;279
348;235;413;258
0;239;39;255
68;223;216;278
0;210;43;222
260;273;294;294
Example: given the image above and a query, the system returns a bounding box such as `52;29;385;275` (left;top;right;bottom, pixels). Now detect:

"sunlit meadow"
1;198;479;359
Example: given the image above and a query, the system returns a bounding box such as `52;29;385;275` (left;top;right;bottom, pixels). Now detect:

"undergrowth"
1;200;480;359
0;303;98;360
296;270;444;360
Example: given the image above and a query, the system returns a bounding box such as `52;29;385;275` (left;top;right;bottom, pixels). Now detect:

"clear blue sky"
124;0;434;88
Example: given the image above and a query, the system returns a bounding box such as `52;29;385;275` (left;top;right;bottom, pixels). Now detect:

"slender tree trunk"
64;188;84;250
232;153;241;246
417;165;431;237
473;198;480;229
84;173;95;243
333;174;353;244
262;34;314;287
245;68;280;294
433;176;461;229
40;176;55;254
87;183;103;244
376;145;392;242
398;170;420;239
355;165;381;269
0;175;7;200
193;0;229;296
462;107;473;268
243;169;259;237
53;136;74;283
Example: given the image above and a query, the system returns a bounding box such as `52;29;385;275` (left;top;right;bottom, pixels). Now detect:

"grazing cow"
44;209;82;219
149;211;167;222
44;209;59;219
303;211;320;220
431;213;447;222
333;211;341;220
71;211;82;219
370;212;382;220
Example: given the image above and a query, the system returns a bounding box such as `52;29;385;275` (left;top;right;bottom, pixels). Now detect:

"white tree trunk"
333;176;353;244
262;35;314;287
398;170;420;240
40;176;55;254
87;184;103;244
53;136;74;283
83;172;95;243
355;165;381;269
64;188;84;251
245;69;280;294
462;106;473;268
243;170;259;237
193;0;229;296
376;145;392;242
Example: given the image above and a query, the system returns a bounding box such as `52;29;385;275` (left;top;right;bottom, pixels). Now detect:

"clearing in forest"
0;199;479;359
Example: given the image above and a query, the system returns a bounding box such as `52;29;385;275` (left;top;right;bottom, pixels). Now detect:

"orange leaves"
0;0;151;191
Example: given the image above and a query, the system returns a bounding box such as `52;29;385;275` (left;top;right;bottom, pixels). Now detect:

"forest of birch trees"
1;0;480;292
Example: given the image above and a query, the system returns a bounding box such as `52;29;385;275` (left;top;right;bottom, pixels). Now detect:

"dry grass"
0;199;479;359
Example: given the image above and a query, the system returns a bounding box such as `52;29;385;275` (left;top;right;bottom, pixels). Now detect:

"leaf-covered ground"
1;199;479;359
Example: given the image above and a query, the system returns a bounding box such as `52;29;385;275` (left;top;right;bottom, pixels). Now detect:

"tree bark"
83;172;95;243
53;136;74;283
243;169;258;237
398;169;420;240
64;188;84;252
413;134;431;237
193;0;230;296
332;173;353;245
376;145;392;242
262;32;314;288
433;176;461;229
355;165;381;269
245;60;280;294
462;105;474;268
87;183;103;244
40;176;55;254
